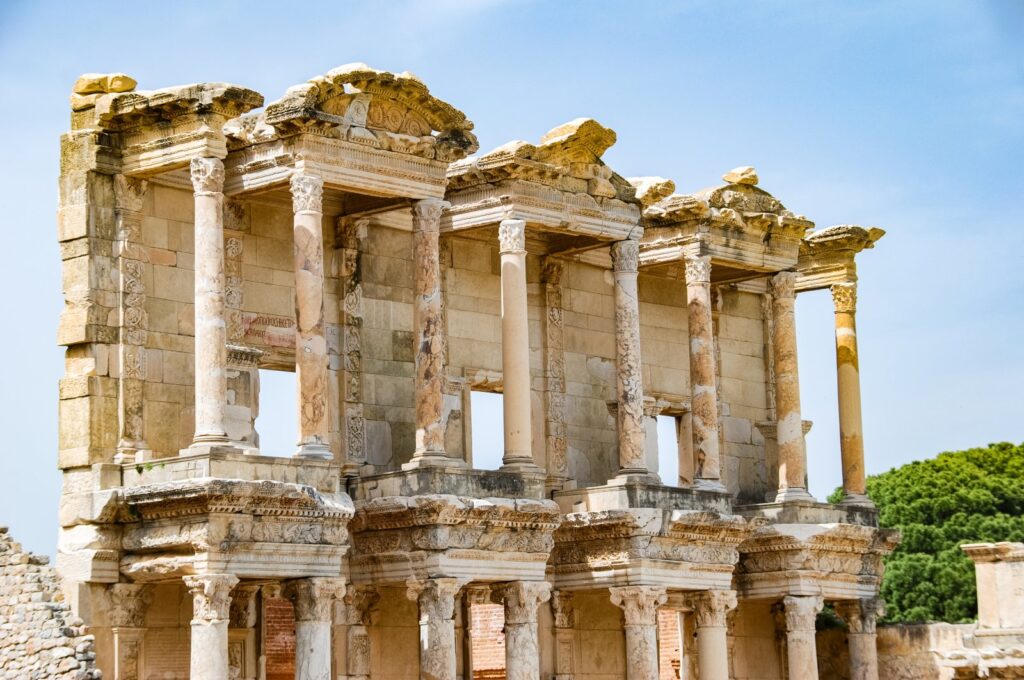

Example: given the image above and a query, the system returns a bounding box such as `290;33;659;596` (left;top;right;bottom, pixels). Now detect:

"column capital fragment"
684;254;712;284
283;577;346;622
498;218;527;254
610;238;640;273
491;581;552;624
412;197;450;229
782;594;823;632
609;585;667;626
183;573;239;624
290;172;324;214
770;270;797;299
834;597;884;634
190;157;225;195
107;583;154;628
684;589;738;628
831;281;858;314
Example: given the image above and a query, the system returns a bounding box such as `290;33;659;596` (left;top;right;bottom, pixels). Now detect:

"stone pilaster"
551;591;576;680
405;198;452;467
108;583;153;680
189;158;230;448
498;219;538;472
609;586;667;680
228;584;259;680
684;254;725;491
685;590;736;680
407;577;462;680
284;577;345;680
184;573;239;680
832;282;871;506
491;581;552;680
290;173;331;459
770;272;814;501
782;595;823;680
339;217;369;473
111;176;150;463
610;239;656;482
542;258;569;490
835;597;883;680
339;586;379;680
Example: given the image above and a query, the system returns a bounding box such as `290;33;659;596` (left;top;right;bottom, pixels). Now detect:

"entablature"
795;224;885;292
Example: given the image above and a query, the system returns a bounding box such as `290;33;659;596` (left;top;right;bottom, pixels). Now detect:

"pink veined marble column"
770;272;814;502
492;581;552;680
611;239;656;482
290;173;331;459
408;578;462;680
189;158;230;447
498;219;538;472
835;598;883;680
283;578;345;680
832;281;871;506
684;255;725;491
405;198;451;468
610;586;667;680
685;590;737;680
183;573;238;680
782;595;823;680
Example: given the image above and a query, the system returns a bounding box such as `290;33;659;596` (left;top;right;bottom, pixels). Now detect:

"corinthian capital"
114;175;148;213
498;219;527;254
412;198;449;232
283;577;346;622
406;577;463;620
610;239;640;273
107;583;154;628
183;574;238;624
491;581;552;625
770;271;797;300
831;281;857;314
684;254;712;284
190;157;225;195
782;594;823;632
834;597;883;634
685;589;737;628
609;586;667;626
290;173;324;214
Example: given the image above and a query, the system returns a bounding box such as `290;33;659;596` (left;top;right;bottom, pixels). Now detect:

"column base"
839;492;874;508
402;453;466;470
500;458;543;474
295;442;333;460
775;487;817;503
609;470;662;486
693;478;727;493
180;442;249;457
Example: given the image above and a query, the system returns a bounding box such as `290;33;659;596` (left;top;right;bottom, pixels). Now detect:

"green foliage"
844;442;1024;624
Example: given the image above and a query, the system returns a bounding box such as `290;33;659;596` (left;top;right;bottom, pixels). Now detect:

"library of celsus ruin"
55;64;898;680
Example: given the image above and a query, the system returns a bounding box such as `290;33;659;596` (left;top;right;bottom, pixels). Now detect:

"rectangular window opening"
469;390;504;471
254;368;298;458
657;415;681;487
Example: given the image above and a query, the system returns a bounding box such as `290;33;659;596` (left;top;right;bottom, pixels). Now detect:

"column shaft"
409;578;461;680
284;578;345;680
184;574;238;680
189;158;229;446
493;581;551;680
498;220;536;471
832;282;870;504
836;598;882;680
611;239;654;481
686;590;736;680
684;255;723;490
771;272;813;501
290;174;331;458
610;586;666;680
783;595;823;680
407;199;450;466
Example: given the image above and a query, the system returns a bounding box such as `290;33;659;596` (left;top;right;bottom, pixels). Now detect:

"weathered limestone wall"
0;527;99;679
815;623;978;680
366;586;420;680
729;599;784;680
572;590;627;680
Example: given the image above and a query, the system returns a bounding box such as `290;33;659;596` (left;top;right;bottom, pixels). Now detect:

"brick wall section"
471;603;506;676
264;597;296;680
0;526;99;679
658;609;682;680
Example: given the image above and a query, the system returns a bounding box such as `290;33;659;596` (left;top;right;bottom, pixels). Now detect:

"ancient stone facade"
54;65;897;679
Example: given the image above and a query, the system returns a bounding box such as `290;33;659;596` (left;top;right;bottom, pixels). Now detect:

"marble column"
611;239;655;482
770;272;814;501
551;591;576;680
492;581;552;680
835;598;882;680
782;595;823;680
290;173;331;459
498;219;538;472
406;198;451;467
610;586;667;680
685;590;736;680
684;255;724;491
108;583;153;680
832;282;871;506
408;578;462;680
284;577;345;680
184;573;239;680
189;158;230;447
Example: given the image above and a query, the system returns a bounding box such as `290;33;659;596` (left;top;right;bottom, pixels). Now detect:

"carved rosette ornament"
685;589;737;628
290;173;324;213
831;281;857;314
184;574;239;624
684;254;712;284
498;219;527;254
190;157;225;195
108;583;154;628
283;577;346;622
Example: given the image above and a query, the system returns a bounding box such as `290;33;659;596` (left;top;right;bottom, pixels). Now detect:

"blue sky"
0;0;1021;556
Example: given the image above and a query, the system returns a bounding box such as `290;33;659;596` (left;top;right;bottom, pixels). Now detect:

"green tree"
828;442;1024;623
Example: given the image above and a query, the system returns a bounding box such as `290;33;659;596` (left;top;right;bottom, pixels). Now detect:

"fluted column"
685;590;736;680
189;158;230;447
611;239;655;482
492;581;551;680
610;586;667;680
408;578;462;680
771;272;814;501
108;583;154;680
782;595;823;680
290;173;331;459
498;219;538;472
184;573;238;680
684;255;724;491
832;282;871;506
284;578;345;680
835;598;882;680
406;198;451;467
